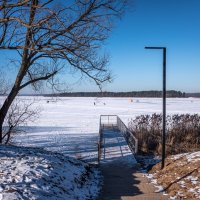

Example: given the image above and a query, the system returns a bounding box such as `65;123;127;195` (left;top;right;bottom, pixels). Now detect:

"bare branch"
2;99;40;144
19;70;58;90
0;0;128;143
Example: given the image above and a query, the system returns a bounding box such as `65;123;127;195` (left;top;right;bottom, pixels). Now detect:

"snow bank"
0;145;101;200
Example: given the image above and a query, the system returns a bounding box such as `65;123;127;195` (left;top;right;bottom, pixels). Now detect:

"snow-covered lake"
1;96;200;163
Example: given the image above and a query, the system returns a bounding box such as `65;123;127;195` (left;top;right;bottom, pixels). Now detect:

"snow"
0;145;101;200
0;96;200;199
171;153;189;160
100;128;137;166
171;151;200;162
186;151;200;162
1;96;200;163
136;155;161;172
155;185;164;193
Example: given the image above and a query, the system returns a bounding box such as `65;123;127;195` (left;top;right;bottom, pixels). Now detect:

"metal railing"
97;116;102;164
117;116;138;154
100;115;118;128
97;115;138;164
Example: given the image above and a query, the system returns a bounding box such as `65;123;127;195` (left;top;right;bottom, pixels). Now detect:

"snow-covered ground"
0;96;200;200
100;128;137;165
1;96;200;163
0;145;101;200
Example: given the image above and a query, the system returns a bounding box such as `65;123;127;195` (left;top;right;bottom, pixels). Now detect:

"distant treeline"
185;93;200;98
45;90;186;98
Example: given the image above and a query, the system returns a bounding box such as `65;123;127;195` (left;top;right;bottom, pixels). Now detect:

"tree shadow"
100;129;135;164
98;128;144;199
99;165;143;199
13;126;99;163
164;167;200;191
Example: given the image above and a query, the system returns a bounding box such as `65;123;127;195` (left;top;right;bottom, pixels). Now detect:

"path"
99;128;169;200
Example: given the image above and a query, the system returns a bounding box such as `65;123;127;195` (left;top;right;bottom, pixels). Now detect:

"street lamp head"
145;46;166;50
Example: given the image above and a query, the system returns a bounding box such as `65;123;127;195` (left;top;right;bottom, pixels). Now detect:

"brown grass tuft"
128;113;200;155
149;153;200;199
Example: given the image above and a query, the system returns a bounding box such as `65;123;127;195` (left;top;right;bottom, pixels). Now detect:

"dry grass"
149;152;200;199
128;113;200;155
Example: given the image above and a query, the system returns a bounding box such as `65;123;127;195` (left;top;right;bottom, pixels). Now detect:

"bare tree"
0;0;128;143
2;99;40;144
0;70;10;95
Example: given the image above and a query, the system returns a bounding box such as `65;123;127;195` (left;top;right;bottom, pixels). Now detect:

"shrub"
128;113;200;155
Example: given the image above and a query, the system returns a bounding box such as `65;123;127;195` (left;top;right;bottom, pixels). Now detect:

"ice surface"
1;96;200;163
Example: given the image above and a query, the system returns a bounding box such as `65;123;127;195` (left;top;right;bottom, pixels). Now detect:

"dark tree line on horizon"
45;90;186;98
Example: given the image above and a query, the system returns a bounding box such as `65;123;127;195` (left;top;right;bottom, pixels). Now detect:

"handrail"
97;115;138;164
117;116;138;154
97;117;102;164
98;115;117;164
100;115;118;127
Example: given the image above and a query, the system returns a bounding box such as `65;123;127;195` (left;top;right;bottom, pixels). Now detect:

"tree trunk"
0;45;30;144
0;0;38;144
0;86;19;143
0;124;2;143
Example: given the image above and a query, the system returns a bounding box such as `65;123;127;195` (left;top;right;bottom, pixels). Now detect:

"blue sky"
60;0;200;92
2;0;200;93
101;0;200;93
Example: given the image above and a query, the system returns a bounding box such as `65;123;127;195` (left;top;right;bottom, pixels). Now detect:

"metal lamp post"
145;46;167;169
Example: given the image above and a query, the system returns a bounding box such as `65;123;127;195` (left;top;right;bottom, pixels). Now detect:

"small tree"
0;0;128;143
2;99;40;144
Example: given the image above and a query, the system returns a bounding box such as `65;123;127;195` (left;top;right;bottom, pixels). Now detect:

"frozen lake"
1;96;200;163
